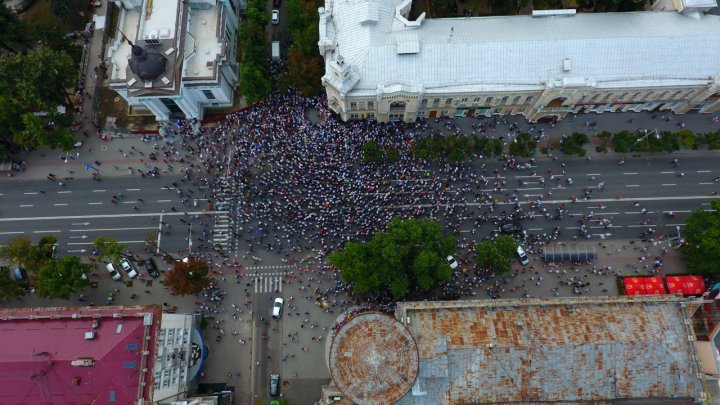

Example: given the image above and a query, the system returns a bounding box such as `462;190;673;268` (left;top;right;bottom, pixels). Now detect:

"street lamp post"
629;128;659;151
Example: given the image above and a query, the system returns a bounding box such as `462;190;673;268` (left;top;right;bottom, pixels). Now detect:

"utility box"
271;41;280;61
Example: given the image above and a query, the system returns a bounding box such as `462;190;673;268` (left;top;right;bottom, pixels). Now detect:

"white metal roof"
324;1;720;94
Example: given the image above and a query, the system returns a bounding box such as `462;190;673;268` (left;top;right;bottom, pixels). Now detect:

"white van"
516;246;529;266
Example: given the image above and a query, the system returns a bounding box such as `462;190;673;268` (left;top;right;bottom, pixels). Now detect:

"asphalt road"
251;293;283;402
0;176;226;256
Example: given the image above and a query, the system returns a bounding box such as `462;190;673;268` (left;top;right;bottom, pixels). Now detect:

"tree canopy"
0;235;56;274
35;256;90;299
680;200;720;276
476;235;517;275
165;259;212;296
0;267;24;299
328;218;457;300
237;0;271;104
283;0;323;96
92;236;128;264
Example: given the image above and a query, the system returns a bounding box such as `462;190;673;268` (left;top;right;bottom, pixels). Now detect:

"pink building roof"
0;305;161;405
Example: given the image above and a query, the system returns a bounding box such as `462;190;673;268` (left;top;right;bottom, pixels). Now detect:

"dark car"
143;258;160;278
269;373;280;396
498;222;523;234
273;0;281;7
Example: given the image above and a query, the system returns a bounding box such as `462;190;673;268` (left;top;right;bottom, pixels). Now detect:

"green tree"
560;132;589;157
508;132;536;158
0;267;24;298
361;140;383;163
0;235;55;274
165;259;212;296
35;256;90;299
92;236;127;264
328;218;456;300
680;200;720;276
0;4;24;53
476;235;517;275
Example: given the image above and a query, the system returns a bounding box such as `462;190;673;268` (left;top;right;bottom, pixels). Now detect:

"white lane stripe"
67;240;145;245
20;204;33;207
33;230;61;233
626;185;640;187
699;182;714;185
157;199;172;202
92;190;106;192
660;171;675;174
53;203;68;206
88;202;103;205
58;191;71;194
623;172;638;175
0;211;230;222
126;188;141;191
24;192;37;195
661;184;676;186
70;227;158;232
586;173;601;176
0;231;25;235
698;170;711;173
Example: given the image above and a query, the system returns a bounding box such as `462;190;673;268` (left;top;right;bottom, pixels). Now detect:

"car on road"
516;246;529;266
498;222;523;234
143;258;160;278
272;297;284;319
119;258;138;279
446;255;459;270
269;373;280;396
273;0;281;7
105;263;122;281
271;9;279;24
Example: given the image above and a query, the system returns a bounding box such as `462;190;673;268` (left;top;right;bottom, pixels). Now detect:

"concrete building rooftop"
393;296;704;404
327;312;419;405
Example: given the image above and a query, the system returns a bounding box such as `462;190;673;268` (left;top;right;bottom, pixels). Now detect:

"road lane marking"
88;202;103;205
122;201;139;204
626;185;640;187
33;230;61;233
70;227;158;232
517;187;544;191
92;190;106;192
661;184;676;186
53;203;68;206
58;191;71;194
625;211;656;214
595;212;619;215
586;173;601;176
67;240;145;245
19;204;33;207
627;224;657;228
0;231;25;235
126;188;141;191
698;170;711;173
660;171;675;174
24;192;37;195
623;172;638;175
157;199;172;202
0;211;229;222
699;182;714;185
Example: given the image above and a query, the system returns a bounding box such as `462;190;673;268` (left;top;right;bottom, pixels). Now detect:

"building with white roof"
318;0;720;123
106;0;241;121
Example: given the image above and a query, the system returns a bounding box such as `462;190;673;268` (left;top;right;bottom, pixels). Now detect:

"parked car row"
106;257;160;281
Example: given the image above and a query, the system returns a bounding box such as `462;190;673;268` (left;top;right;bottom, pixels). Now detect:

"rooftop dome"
128;44;167;82
327;312;418;405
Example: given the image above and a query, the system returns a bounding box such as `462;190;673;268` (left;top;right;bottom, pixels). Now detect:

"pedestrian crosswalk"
244;265;295;271
253;272;284;293
212;177;237;250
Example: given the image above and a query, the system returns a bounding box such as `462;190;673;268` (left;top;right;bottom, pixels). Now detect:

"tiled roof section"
0;305;161;404
328;312;419;405
395;296;703;405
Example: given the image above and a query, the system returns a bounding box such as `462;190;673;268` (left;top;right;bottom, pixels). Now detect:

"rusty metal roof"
393;296;704;405
328;312;419;405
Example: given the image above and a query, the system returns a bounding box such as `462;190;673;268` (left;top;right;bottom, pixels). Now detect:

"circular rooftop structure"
327;312;418;405
128;44;167;82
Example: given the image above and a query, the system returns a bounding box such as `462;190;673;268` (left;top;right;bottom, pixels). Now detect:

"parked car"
272;297;284;319
105;263;122;281
269;373;280;396
498;222;524;234
446;255;459;270
119;258;138;279
143;258;160;278
271;9;279;24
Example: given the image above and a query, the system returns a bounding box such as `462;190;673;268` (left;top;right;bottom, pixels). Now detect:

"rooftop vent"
159;28;171;39
71;358;95;367
84;331;96;340
92;319;100;329
562;58;571;72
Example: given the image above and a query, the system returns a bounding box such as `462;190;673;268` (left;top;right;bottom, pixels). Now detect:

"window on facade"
473;97;480;103
445;98;453;106
350;113;359;119
421;99;428;107
202;90;215;100
501;96;508;103
525;96;533;103
368;101;374;109
350;101;357;110
461;97;468;103
512;96;520;104
367;113;375;119
494;108;502;113
486;97;493;103
432;98;440;107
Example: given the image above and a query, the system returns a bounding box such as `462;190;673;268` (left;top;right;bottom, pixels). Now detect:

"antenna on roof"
119;30;132;46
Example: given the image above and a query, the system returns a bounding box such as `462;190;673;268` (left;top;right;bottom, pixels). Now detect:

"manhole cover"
282;380;290;388
101;146;107;151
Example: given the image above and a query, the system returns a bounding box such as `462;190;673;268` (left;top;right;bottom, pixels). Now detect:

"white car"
271;9;279;24
106;263;122;281
446;255;459;270
272;297;284;319
516;246;530;266
120;258;138;279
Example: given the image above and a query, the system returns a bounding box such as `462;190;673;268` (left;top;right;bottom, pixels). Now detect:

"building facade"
318;0;720;123
106;0;241;121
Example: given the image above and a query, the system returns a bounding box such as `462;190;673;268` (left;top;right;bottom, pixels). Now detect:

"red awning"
666;276;684;294
681;275;706;296
644;276;667;295
624;277;645;295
